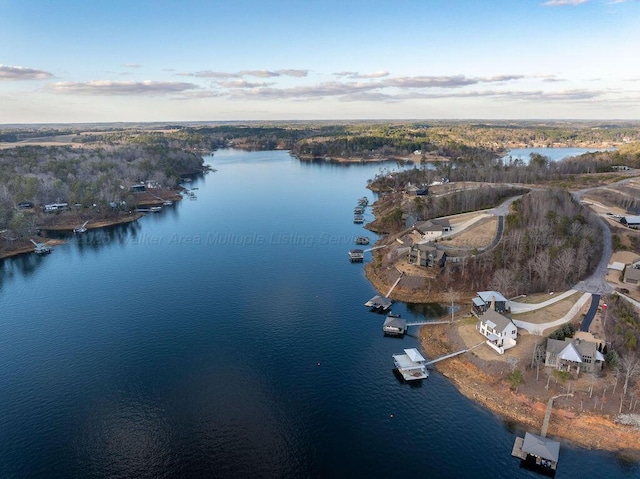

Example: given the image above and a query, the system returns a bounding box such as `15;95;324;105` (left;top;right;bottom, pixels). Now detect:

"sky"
1;0;639;123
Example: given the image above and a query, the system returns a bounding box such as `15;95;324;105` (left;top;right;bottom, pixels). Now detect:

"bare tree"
621;353;640;396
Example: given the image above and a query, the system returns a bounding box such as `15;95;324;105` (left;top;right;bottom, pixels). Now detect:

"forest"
0;144;204;239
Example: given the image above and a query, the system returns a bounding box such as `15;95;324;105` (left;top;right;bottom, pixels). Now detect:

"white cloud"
541;0;588;6
334;71;390;79
0;64;53;81
48;80;200;96
180;69;309;79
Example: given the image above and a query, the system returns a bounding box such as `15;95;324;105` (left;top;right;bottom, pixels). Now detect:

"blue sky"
1;0;639;123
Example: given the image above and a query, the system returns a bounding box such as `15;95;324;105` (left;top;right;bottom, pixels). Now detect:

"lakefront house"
476;309;518;354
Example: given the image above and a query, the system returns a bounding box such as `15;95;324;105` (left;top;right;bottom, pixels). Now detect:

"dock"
392;348;428;381
348;249;364;262
353;214;364;224
382;316;452;337
365;295;392;313
511;432;559;476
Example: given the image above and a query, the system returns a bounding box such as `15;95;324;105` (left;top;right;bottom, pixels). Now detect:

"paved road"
580;294;601;332
512;292;592;335
508;289;579;314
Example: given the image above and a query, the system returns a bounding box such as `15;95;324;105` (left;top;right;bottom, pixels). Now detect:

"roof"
472;297;485;307
477;291;508;303
522;432;560;462
624;267;640;282
479;309;514;333
558;343;582;363
383;316;407;329
623;215;640;224
607;261;626;271
365;295;392;308
405;348;426;363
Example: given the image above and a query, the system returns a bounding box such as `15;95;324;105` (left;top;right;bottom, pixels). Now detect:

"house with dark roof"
407;242;446;268
476;309;518;354
544;337;605;374
473;291;508;314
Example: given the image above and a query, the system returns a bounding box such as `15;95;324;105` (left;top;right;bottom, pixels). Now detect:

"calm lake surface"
0;149;637;478
502;147;614;164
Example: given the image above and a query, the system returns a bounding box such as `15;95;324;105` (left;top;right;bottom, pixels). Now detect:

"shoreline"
0;212;144;260
362;215;640;458
419;323;640;458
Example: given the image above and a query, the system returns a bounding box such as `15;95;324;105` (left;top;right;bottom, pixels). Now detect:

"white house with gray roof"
476;309;518;354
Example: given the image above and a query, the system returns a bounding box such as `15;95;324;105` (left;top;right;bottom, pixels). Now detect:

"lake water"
0;149;637;478
502;147;614;164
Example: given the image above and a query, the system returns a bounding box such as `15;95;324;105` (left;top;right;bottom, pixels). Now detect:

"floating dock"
358;197;369;206
383;315;407;336
353;214;364;224
392;348;428;381
354;236;370;245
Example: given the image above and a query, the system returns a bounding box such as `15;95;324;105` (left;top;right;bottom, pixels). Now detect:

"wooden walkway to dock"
385;272;404;298
541;393;573;437
424;341;484;367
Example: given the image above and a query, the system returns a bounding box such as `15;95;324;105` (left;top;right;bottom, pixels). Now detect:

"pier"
424;341;484;367
385;272;404;298
382;316;452;337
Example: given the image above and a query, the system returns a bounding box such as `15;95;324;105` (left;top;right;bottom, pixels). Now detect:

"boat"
163;200;173;206
354;236;370;245
358;197;369;206
150;206;162;212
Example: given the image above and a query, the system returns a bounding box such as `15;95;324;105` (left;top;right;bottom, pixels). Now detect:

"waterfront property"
476;309;518;354
473;291;508;314
392;348;428;381
512;432;560;477
407;241;446;268
544;337;605;374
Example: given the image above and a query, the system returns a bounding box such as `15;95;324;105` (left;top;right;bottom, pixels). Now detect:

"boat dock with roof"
348;249;364;262
511;432;559;476
365;295;392;313
392;348;428;381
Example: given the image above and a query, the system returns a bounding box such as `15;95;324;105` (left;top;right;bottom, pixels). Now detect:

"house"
414;218;452;240
624;266;640;284
43;202;69;212
544;337;605;374
473;291;508;314
620;216;640;229
476;309;518;354
407;242;446;268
